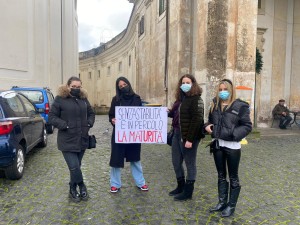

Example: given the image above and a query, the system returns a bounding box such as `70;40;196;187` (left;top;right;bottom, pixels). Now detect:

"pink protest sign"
115;106;168;144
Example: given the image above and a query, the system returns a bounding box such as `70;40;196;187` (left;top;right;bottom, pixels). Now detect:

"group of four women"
49;74;252;218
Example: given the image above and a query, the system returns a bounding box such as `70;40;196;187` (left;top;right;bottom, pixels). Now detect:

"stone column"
290;0;300;107
167;0;194;105
205;0;257;120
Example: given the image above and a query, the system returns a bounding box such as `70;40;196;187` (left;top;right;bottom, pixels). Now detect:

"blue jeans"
110;161;146;188
62;151;85;186
279;115;292;128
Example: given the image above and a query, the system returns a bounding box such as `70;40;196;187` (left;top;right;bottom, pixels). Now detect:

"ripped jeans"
62;151;85;186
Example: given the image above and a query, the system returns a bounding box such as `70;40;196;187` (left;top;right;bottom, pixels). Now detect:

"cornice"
145;0;152;8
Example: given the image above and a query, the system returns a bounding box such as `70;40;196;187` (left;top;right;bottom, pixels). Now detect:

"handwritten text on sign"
115;106;168;144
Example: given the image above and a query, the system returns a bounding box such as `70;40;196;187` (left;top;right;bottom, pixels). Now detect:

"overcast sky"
77;0;134;52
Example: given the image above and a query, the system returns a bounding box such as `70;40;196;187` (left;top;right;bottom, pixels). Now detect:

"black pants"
62;151;85;186
213;147;241;188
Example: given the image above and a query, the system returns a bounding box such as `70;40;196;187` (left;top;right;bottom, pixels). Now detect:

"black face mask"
70;88;80;97
120;86;130;94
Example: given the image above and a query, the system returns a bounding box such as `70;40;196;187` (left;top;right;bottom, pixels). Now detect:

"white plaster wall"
290;0;300;107
0;0;28;72
256;0;300;126
257;0;275;122
0;0;78;95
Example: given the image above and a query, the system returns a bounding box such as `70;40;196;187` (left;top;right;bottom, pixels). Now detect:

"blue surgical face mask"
219;90;230;100
180;83;192;93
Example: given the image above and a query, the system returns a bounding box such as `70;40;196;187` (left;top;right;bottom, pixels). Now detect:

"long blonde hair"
211;79;236;112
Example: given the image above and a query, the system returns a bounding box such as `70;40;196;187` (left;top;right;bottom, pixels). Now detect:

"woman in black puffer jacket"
204;79;252;217
49;76;95;202
168;74;204;201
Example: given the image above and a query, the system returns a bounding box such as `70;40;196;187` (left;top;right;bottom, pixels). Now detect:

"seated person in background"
272;99;292;129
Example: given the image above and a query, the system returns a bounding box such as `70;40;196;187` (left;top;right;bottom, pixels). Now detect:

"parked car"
11;86;55;133
0;90;47;180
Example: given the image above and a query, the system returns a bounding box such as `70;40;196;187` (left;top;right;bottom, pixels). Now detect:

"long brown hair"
175;74;202;101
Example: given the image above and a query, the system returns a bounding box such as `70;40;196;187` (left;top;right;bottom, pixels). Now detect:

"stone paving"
0;115;299;225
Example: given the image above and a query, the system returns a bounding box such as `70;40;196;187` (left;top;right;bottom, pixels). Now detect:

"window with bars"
129;55;131;67
138;16;145;36
258;0;265;15
119;62;122;72
88;72;92;79
159;0;166;16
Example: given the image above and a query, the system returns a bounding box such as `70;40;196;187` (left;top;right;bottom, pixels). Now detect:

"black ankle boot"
78;182;88;201
221;186;241;217
169;177;185;196
210;180;229;212
174;180;194;201
69;183;81;202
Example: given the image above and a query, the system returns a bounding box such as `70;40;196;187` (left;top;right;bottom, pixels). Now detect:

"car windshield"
18;91;44;104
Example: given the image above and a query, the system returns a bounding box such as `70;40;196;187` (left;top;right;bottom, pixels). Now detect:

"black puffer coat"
179;95;204;142
49;86;95;152
208;99;252;142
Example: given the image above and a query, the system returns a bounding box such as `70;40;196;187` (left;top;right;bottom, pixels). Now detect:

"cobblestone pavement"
0;115;299;225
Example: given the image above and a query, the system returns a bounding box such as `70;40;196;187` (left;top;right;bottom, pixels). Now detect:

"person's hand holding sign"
185;140;193;148
112;118;116;125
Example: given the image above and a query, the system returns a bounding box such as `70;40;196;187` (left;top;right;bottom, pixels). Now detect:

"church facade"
79;0;300;127
256;0;300;126
0;0;79;94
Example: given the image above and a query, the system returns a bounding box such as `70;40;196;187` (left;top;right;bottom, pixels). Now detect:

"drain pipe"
164;0;170;107
61;0;64;84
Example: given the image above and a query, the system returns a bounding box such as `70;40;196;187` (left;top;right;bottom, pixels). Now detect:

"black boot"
78;182;89;201
174;180;194;201
209;180;229;212
169;177;185;196
69;183;81;202
221;186;241;217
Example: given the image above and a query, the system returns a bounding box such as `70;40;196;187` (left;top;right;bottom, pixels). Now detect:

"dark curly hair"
175;74;202;101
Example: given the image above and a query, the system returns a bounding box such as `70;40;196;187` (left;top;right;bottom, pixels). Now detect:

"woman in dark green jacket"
168;74;204;201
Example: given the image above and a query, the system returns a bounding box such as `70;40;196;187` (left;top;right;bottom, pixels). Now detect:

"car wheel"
38;127;47;147
46;124;54;134
5;145;25;180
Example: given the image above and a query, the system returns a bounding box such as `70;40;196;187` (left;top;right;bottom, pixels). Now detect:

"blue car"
0;90;47;180
11;86;55;134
